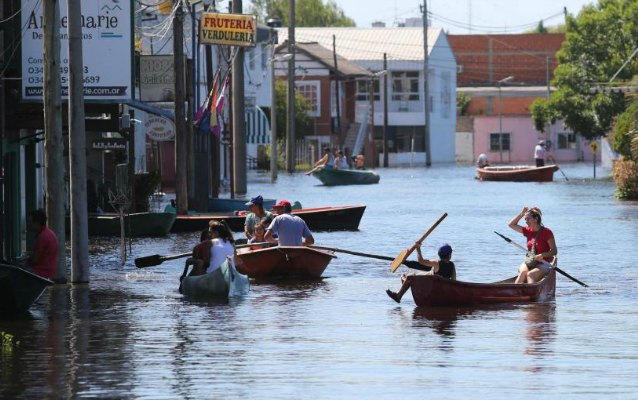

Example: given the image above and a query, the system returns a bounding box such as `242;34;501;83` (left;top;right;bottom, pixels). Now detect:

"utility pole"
286;0;296;173
42;0;66;281
421;2;431;166
67;0;89;282
173;0;188;214
232;0;247;196
383;53;388;167
333;35;341;140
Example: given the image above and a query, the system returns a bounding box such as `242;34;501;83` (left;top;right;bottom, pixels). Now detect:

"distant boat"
68;212;176;237
407;263;556;307
310;166;380;186
0;263;53;313
476;164;559;182
170;204;367;233
235;246;336;279
181;258;249;299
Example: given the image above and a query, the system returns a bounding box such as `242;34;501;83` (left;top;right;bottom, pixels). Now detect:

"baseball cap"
538;140;546;146
245;195;263;206
273;199;291;208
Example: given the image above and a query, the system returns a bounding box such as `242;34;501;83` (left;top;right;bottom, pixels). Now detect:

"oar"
310;245;424;270
547;155;569;181
390;213;448;273
135;242;274;269
493;231;588;287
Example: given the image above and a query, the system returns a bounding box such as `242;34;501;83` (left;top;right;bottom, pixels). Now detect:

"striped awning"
245;106;270;144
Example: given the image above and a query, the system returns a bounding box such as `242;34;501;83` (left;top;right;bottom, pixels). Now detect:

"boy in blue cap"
244;195;272;241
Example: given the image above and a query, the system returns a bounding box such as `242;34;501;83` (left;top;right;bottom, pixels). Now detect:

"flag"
210;73;229;138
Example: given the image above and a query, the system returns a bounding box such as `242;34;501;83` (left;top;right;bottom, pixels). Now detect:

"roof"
277;27;443;62
276;41;372;78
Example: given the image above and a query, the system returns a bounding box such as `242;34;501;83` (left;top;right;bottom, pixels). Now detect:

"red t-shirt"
522;226;554;262
32;226;58;279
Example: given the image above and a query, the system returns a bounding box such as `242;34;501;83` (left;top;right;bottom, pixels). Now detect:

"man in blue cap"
244;195;272;241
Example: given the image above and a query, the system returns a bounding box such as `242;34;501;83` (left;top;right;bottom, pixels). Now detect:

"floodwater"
2;164;637;399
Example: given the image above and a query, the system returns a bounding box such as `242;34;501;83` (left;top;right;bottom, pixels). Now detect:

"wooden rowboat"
0;263;54;313
170;204;366;233
408;263;556;307
476;164;559;182
311;166;380;186
181;258;249;299
235;246;336;279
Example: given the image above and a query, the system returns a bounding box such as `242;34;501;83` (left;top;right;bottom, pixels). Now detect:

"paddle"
310;245;424;270
390;213;448;273
494;231;588;287
135;242;274;269
547;155;569;181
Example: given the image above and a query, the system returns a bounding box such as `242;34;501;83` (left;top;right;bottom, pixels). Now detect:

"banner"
199;12;256;47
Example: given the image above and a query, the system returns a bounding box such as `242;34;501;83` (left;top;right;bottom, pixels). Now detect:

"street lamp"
270;52;292;183
497;75;514;163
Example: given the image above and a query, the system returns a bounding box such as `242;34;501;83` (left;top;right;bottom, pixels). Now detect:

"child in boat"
386;243;456;304
248;220;269;249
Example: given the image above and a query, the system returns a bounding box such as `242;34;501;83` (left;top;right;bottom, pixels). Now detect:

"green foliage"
274;80;313;138
456;92;471;116
529;98;556;133
250;0;356;27
546;0;638;141
535;20;548;34
134;171;162;212
612;97;638;158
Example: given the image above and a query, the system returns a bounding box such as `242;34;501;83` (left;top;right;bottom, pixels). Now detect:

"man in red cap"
265;199;314;246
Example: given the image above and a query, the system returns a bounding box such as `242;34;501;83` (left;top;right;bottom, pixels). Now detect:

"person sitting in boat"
534;141;546;167
355;154;365;170
476;153;490;168
508;207;557;284
183;229;213;278
334;150;349;170
313;147;335;169
385;243;456;304
24;209;59;281
244;195;272;241
265;199;314;247
248;220;269;249
206;220;236;274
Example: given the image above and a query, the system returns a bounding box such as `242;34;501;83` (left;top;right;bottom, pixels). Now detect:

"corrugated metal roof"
277;27;442;62
277;41;373;78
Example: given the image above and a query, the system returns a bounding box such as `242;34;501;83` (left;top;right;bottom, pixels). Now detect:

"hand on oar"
493;231;588;287
391;213;448;272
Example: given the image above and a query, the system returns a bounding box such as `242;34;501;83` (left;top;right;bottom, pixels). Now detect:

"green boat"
181;258;250;299
310;166;380;186
0;263;54;314
67;212;176;237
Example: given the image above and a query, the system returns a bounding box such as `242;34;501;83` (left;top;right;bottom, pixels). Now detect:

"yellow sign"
158;0;173;15
199;12;256;47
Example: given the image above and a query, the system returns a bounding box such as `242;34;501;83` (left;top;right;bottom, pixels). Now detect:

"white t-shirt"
208;238;235;273
534;145;546;160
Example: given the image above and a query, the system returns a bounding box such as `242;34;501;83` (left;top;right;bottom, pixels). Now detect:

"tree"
274;80;313;140
535;20;548;34
532;0;638;142
249;0;355;27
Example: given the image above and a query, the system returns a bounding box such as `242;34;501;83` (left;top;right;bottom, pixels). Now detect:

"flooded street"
2;164;637;399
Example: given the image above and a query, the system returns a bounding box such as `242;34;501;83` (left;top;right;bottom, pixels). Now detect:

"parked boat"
311;166;380;186
0;263;54;313
170;204;366;233
66;212;176;237
235;246;336;279
408;262;556;307
476;165;559;182
181;258;249;299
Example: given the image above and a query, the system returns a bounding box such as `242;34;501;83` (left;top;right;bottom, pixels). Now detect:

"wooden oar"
494;231;588;287
390;213;448;273
547;155;569;181
310;245;424;270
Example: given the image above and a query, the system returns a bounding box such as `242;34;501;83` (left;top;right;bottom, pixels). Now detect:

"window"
295;81;320;117
391;71;419;101
557;132;577;150
355;79;380;101
490;133;510;151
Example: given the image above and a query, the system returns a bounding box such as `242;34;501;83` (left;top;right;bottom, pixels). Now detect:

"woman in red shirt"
508;207;557;284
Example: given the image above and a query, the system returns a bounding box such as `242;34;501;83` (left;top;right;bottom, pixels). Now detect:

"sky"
315;0;597;33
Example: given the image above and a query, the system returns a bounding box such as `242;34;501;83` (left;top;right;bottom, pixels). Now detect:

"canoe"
0;263;54;313
208;197;276;212
66;212;176;237
408;263;556;307
181;258;249;299
235;246;336;279
170;204;366;233
476;164;559;182
311;166;380;186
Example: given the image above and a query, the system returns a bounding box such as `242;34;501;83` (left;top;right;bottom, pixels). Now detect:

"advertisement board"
199;12;256;47
140;55;174;102
21;0;133;102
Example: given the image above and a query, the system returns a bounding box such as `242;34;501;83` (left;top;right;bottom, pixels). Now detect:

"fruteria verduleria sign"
199;12;256;47
21;0;133;102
